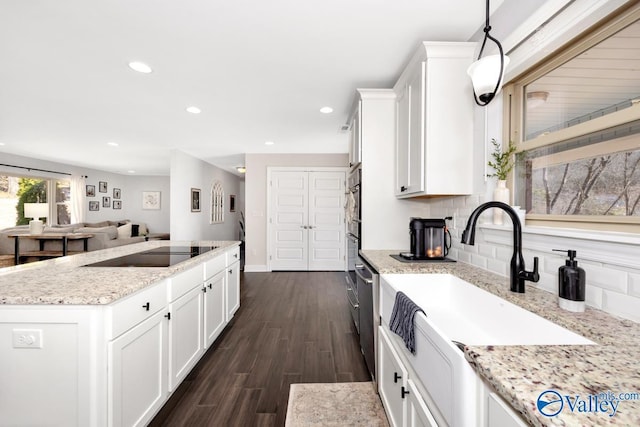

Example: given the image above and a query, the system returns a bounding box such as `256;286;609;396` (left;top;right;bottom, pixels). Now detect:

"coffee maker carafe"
407;217;451;260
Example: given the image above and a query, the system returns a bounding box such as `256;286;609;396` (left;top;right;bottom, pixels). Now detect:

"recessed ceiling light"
107;142;119;147
320;106;334;114
236;166;246;173
128;61;152;74
127;170;136;174
265;141;274;145
186;106;201;114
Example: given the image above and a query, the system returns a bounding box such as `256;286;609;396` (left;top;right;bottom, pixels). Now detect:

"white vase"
493;180;510;224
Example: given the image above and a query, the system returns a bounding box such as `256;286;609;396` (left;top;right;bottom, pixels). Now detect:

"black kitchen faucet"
461;201;539;293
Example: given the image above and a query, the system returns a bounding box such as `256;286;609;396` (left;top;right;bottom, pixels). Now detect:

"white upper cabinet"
394;42;476;198
348;100;362;168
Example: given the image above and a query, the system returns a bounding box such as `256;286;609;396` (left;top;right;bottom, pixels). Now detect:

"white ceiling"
0;0;504;176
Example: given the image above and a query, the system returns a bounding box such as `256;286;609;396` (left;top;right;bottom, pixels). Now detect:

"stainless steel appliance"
356;259;376;380
345;166;361;331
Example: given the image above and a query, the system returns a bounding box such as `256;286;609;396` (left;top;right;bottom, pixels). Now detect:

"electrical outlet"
12;329;43;349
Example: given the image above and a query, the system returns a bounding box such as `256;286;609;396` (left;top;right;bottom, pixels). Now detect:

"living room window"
0;174;71;228
505;4;640;233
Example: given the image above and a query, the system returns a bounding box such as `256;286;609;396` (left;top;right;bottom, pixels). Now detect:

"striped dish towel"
389;291;425;354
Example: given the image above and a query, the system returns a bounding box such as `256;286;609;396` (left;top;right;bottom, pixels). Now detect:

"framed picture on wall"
142;191;161;210
113;188;121;199
99;181;107;193
113;200;122;210
89;201;99;211
229;195;236;212
86;185;95;197
102;196;111;208
191;188;201;212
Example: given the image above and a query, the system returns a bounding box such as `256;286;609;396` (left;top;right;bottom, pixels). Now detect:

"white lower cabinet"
204;270;226;348
486;391;528;427
378;326;407;427
226;260;240;321
168;283;205;391
378;327;439;427
108;309;168;427
406;379;438;427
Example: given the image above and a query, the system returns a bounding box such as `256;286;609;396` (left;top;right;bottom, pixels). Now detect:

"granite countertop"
0;240;240;305
360;250;640;426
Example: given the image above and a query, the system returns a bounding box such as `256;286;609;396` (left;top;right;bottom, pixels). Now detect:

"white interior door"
308;171;346;270
269;169;345;271
270;170;309;271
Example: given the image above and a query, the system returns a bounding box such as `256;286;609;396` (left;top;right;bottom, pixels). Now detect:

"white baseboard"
244;265;269;272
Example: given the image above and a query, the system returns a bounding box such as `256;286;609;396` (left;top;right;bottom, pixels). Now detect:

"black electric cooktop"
84;245;219;267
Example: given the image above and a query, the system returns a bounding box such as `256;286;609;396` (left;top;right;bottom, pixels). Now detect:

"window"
0;174;71;229
505;4;640;232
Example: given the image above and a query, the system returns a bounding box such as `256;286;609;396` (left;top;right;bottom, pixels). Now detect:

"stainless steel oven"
345;166;362;332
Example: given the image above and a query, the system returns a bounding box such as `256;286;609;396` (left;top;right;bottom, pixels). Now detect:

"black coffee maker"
405;217;452;260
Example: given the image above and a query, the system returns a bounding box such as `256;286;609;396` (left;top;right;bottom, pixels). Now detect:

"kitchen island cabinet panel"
204;270;226;348
0;307;102;427
108;309;168;427
226;260;240;321
168;283;205;391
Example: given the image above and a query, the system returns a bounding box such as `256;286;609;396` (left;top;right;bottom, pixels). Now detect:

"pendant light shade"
468;0;508;106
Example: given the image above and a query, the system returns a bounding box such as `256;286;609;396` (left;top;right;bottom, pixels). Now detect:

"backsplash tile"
602;290;640;323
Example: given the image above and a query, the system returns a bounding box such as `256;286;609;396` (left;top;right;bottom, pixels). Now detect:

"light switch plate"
12;329;43;349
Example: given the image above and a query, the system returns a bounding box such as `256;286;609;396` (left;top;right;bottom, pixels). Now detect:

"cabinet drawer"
107;281;167;340
168;264;205;301
226;246;240;266
204;253;226;278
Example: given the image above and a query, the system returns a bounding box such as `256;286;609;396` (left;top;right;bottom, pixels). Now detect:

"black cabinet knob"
164;312;171;320
142;302;150;311
394;372;401;383
400;186;407;192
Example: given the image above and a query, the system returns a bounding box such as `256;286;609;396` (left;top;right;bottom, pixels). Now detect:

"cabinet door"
109;310;168;427
350;101;362;166
406;379;438;427
378;327;407;427
396;83;410;195
407;61;425;194
168;285;204;391
226;261;240;322
204;271;226;348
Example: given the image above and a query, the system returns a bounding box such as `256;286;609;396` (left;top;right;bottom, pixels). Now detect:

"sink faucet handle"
531;256;540;282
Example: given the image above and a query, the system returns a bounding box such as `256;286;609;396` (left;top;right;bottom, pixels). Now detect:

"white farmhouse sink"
379;273;595;427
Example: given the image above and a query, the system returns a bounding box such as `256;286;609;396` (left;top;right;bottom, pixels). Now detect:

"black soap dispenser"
553;249;586;312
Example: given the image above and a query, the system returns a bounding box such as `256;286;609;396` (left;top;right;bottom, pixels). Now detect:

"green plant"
487;139;517;180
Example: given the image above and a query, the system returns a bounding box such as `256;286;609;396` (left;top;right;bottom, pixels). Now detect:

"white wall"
169;150;243;241
123;175;170;233
244;153;348;271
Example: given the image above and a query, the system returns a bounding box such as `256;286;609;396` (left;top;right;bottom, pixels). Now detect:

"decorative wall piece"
142;191;161;210
113;188;121;199
191;188;201;212
113;200;122;210
86;185;95;197
210;181;224;223
89;201;100;211
99;181;107;193
229;194;236;212
102;196;111;208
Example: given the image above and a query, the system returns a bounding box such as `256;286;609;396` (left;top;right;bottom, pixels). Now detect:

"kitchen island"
361;250;640;426
0;240;241;427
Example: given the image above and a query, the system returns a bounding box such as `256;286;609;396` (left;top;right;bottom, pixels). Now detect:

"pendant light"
467;0;509;106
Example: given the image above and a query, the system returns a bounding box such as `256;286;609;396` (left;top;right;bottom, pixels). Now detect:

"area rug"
285;382;389;426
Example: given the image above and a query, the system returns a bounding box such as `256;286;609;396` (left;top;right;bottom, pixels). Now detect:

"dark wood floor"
149;271;371;427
